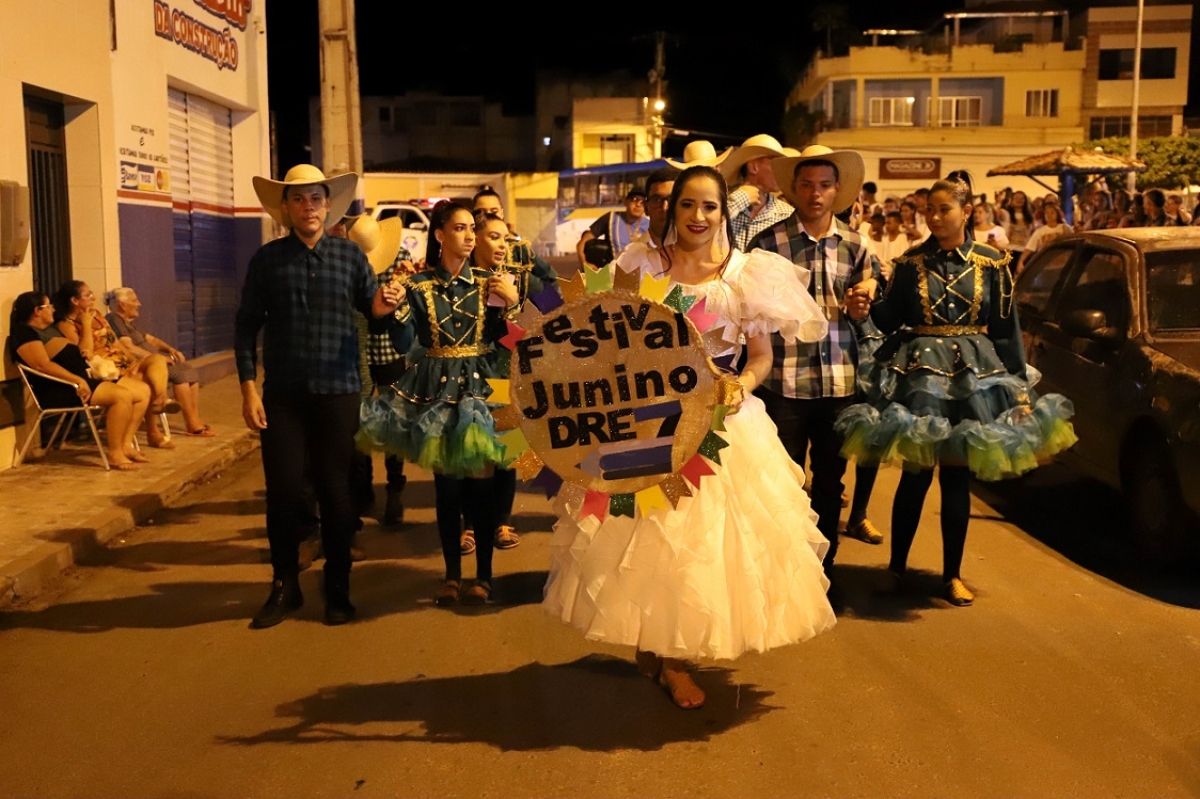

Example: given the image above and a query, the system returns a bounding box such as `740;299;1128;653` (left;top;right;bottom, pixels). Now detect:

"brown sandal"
461;580;491;606
434;580;460;607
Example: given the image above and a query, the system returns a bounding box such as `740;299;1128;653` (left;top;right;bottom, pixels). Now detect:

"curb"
0;431;259;609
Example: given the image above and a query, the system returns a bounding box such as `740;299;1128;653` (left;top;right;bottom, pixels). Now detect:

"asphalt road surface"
1;453;1198;799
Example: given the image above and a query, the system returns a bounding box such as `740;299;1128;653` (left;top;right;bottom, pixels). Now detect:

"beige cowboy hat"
665;140;732;171
719;134;791;183
252;164;358;228
771;144;866;215
347;215;403;274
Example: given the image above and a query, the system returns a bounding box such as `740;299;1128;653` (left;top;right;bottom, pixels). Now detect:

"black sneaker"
250;577;303;629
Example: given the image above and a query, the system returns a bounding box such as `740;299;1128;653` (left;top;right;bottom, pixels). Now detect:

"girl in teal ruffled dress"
359;201;519;606
835;179;1077;606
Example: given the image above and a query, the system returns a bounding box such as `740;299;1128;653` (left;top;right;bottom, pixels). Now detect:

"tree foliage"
1078;136;1200;191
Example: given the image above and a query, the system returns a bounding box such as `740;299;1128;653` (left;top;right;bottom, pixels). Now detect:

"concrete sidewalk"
0;370;258;608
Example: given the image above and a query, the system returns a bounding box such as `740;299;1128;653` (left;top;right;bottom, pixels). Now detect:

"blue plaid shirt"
748;214;874;399
728;188;795;252
235;231;378;394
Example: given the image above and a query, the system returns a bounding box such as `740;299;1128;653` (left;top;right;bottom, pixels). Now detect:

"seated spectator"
9;291;152;470
53;280;178;449
106;287;213;437
1143;189;1170;227
1018;202;1070;274
972;203;1010;250
1164;194;1192;227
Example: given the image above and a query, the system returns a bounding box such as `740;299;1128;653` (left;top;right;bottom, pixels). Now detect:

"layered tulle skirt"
835;332;1077;481
542;394;836;661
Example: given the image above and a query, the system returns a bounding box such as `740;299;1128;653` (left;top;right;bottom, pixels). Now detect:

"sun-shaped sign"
486;264;740;522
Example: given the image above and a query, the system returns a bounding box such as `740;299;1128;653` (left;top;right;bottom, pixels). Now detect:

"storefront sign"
879;157;941;180
153;0;245;71
490;268;737;521
119;125;170;194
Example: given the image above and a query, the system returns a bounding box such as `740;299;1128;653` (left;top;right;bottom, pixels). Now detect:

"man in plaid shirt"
237;165;405;629
721;134;797;251
748;146;877;609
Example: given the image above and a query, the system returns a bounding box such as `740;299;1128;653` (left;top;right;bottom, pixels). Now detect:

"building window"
449;103;481;126
1098;48;1177;81
934;96;983;127
1088;115;1173;139
412;102;439;126
1025;89;1059;118
868;97;915;126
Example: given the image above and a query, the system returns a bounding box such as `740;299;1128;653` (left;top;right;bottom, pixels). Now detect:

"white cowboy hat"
252;164;358;228
771;145;866;215
665;140;732;171
719;134;790;182
347;215;403;274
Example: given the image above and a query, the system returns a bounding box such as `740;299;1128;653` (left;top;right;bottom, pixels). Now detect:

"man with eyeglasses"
576;188;649;270
641;167;676;248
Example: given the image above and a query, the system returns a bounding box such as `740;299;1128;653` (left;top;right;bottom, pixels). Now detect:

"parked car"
369;201;429;263
1015;227;1200;559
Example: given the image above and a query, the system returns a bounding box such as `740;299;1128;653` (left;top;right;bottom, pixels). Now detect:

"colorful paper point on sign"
635;484;671;516
609;493;635;518
639;272;670;304
581;490;609;522
662;285;696;314
697;431;729;464
712;405;730;432
680;453;716;488
486;378;511;405
529;286;564;313
497;426;528;455
685;295;719;332
559;273;587;303
584;265;614;294
530;467;564;499
499;320;526;351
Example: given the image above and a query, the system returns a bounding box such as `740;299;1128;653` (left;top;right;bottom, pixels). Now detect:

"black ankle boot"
323;572;356;626
383;489;404;526
250;575;303;629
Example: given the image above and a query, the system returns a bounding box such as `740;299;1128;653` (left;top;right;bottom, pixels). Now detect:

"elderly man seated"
106;287;213;437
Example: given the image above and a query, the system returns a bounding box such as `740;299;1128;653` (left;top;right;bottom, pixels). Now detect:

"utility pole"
318;0;363;182
648;31;666;160
1127;0;1144;193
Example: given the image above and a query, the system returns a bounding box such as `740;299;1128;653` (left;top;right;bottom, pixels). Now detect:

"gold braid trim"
913;325;988;336
426;344;489;358
916;261;935;325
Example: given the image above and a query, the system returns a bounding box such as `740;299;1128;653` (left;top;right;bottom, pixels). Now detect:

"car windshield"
1146;250;1200;333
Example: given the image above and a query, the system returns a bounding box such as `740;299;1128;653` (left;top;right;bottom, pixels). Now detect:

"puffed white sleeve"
612;241;665;281
731;248;829;343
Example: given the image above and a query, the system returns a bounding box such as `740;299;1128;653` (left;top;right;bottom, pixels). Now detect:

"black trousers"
888;465;972;580
261;390;360;579
463;467;517;531
756;389;854;568
350;360;408;503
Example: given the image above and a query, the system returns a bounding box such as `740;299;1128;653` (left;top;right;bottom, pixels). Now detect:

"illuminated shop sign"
153;0;249;71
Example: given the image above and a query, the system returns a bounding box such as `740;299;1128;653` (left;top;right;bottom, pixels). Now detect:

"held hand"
171;348;186;363
488;275;519;307
725;379;747;416
241;391;268;431
845;284;873;321
379;283;403;312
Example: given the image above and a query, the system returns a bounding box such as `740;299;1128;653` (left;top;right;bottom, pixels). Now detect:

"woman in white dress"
542;166;837;709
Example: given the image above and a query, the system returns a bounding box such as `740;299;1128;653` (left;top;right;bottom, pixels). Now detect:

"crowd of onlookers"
851;179;1198;279
7;281;213;471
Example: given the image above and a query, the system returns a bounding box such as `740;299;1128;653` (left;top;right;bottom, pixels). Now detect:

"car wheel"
1121;440;1188;561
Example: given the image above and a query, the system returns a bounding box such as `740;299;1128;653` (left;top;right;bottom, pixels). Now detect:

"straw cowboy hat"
347;215;403;274
665;140;732;171
771;144;866;215
719;134;791;183
252;164;358;228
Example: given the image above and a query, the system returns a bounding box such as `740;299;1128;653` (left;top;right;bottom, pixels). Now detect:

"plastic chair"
14;364;110;470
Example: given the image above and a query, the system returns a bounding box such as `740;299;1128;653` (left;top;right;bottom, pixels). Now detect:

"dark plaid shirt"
363;248;414;367
235;231;378;394
748;214;874;399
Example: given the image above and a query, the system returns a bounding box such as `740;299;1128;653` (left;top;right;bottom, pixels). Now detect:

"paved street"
1;452;1199;799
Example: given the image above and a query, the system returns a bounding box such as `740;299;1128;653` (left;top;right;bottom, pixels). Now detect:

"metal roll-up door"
168;90;236;357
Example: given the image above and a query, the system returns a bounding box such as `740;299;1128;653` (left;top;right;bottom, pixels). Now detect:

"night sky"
265;3;1200;173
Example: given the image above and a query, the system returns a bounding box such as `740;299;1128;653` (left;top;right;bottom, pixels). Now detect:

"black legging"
434;474;497;584
887;465;971;580
847;462;879;527
462;467;517;531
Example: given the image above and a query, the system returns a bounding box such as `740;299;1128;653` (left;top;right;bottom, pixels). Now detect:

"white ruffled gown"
542;244;837;661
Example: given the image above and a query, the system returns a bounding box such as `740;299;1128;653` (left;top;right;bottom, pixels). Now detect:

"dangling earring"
711;223;731;260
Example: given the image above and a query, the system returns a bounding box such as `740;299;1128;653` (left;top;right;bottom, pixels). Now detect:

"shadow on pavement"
216;654;774;752
833;563;942;621
0;562;440;632
972;463;1200;609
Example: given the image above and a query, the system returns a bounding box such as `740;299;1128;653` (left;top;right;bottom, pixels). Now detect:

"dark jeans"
756;389;854;568
350;360;408;505
261;390;360;579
